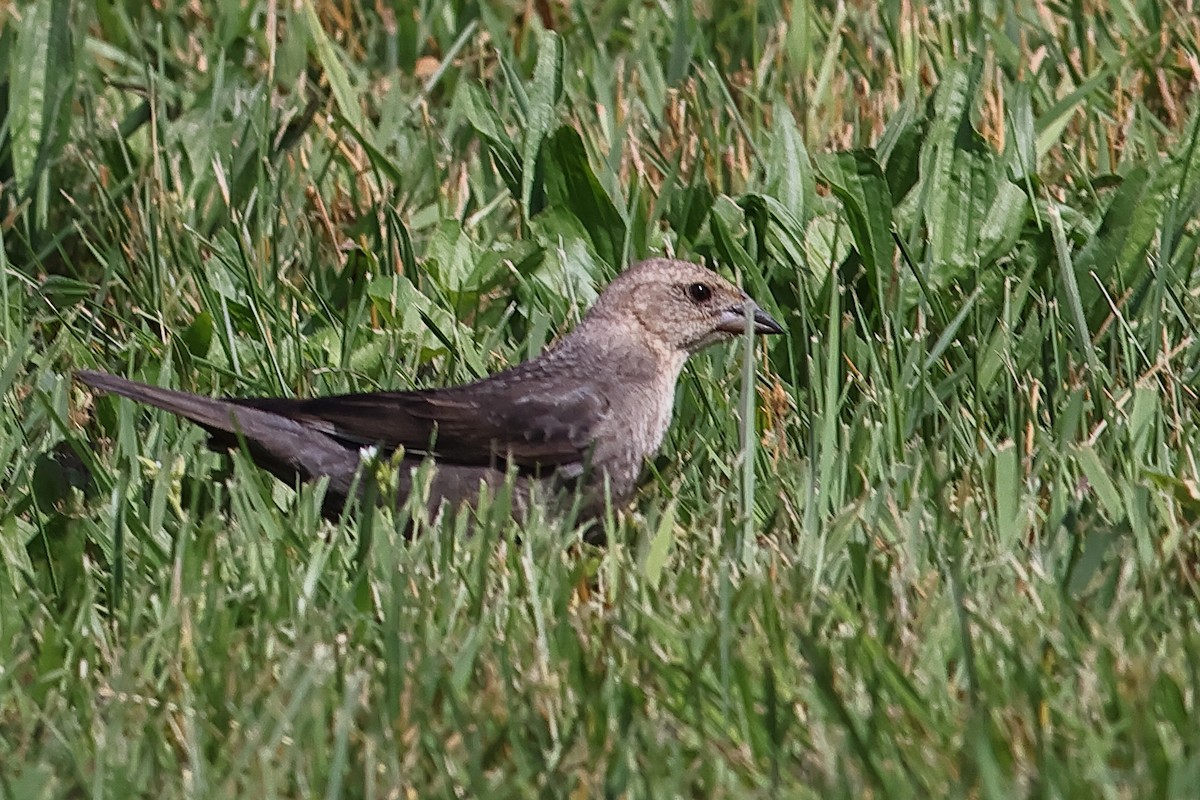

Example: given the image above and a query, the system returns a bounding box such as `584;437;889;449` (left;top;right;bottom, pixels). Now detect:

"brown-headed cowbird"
77;258;783;526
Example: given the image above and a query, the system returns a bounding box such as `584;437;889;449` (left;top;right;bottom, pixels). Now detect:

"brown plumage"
77;258;784;527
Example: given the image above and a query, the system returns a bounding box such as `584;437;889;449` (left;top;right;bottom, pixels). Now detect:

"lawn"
3;0;1200;797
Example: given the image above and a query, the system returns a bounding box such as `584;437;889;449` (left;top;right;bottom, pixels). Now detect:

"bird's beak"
715;302;785;336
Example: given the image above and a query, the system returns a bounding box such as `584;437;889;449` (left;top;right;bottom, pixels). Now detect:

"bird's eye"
685;283;713;303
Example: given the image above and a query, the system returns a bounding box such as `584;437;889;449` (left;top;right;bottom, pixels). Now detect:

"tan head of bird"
583;258;784;355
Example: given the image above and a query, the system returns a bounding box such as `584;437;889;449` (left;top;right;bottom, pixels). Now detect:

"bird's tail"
75;370;364;503
78;370;265;434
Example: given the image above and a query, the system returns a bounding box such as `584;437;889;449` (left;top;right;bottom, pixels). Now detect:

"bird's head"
585;258;785;355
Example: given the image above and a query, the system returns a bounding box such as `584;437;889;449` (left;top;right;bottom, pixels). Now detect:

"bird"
77;258;784;530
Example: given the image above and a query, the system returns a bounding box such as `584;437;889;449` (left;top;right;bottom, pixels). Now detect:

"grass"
3;0;1200;796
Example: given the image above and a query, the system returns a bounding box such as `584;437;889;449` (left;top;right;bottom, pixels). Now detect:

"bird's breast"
588;380;676;487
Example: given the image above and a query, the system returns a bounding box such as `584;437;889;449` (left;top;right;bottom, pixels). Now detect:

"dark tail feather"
78;370;271;435
75;370;365;510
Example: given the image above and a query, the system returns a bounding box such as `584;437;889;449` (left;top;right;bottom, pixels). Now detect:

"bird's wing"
233;381;608;470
